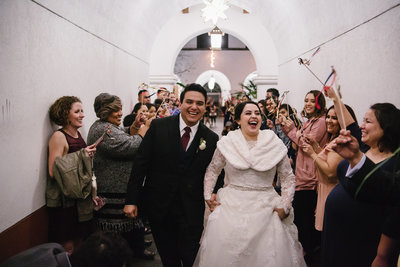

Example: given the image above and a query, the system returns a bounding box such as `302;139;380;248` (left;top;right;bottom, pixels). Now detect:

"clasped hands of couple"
124;194;289;220
122;194;222;219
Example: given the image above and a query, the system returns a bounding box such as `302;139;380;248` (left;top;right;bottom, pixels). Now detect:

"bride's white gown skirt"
195;186;306;267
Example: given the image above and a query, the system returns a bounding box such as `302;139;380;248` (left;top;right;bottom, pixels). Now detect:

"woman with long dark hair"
278;90;328;262
301;87;358;232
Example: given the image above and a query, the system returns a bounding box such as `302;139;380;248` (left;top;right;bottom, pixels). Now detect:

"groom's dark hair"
180;83;207;103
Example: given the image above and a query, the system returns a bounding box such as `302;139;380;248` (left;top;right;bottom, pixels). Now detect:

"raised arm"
326;86;354;129
97;124;143;159
303;142;343;184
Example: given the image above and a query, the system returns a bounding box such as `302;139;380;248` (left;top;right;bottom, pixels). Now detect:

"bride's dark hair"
231;101;261;130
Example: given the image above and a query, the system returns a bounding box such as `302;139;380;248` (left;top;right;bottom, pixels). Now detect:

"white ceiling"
37;0;400;63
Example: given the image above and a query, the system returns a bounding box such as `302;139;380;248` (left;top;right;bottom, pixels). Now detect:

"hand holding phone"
139;112;147;123
93;132;106;147
92;126;112;147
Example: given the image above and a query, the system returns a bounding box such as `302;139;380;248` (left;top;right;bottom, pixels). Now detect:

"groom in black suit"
124;83;221;267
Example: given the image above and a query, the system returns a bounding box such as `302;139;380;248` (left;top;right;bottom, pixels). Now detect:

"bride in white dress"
195;101;306;267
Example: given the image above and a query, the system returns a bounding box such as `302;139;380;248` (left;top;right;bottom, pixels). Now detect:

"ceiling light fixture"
201;0;229;25
209;26;224;50
208;75;216;91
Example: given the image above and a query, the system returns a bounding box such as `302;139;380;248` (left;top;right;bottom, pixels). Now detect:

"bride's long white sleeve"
204;148;226;200
276;156;296;214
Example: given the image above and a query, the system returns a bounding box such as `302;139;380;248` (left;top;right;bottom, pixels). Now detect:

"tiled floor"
206;115;225;138
130;233;162;267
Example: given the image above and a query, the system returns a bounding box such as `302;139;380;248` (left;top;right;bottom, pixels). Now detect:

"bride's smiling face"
237;103;262;139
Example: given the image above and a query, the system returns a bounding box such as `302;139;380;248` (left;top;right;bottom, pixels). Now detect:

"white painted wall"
276;3;400;122
0;0;149;232
1;0;399;234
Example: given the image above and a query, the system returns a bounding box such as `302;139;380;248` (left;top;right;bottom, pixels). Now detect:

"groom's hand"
123;205;138;218
206;193;221;212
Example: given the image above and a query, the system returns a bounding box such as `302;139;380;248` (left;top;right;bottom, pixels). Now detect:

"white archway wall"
243;72;258;86
277;4;400;123
253;0;400;62
195;70;231;91
148;4;279;89
175;50;256;94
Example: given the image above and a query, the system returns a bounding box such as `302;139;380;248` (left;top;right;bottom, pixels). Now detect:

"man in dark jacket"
124;83;221;267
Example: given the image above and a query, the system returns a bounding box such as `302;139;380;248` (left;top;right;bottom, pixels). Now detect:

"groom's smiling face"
180;91;206;127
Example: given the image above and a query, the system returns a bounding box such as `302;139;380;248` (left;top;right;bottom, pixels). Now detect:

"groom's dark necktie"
181;126;191;151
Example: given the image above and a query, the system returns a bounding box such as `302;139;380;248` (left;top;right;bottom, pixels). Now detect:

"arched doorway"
148;3;278;97
195;70;231;104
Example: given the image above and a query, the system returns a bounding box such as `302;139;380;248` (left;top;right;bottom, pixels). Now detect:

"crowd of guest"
213;87;400;266
43;87;185;263
9;82;398;267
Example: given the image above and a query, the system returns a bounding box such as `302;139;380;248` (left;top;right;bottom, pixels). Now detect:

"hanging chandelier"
208;75;216;91
209;26;224;50
201;0;229;25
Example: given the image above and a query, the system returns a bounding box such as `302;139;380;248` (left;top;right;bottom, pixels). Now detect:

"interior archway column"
149;74;178;92
253;74;278;100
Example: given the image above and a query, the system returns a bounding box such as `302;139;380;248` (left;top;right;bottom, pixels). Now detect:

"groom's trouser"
150;212;203;267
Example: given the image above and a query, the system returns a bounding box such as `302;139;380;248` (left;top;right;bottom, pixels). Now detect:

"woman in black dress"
322;102;400;266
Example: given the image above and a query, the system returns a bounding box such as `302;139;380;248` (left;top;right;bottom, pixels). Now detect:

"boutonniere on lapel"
197;137;206;153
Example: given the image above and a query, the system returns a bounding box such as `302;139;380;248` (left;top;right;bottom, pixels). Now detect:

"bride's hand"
206;193;221;212
273;207;289;220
